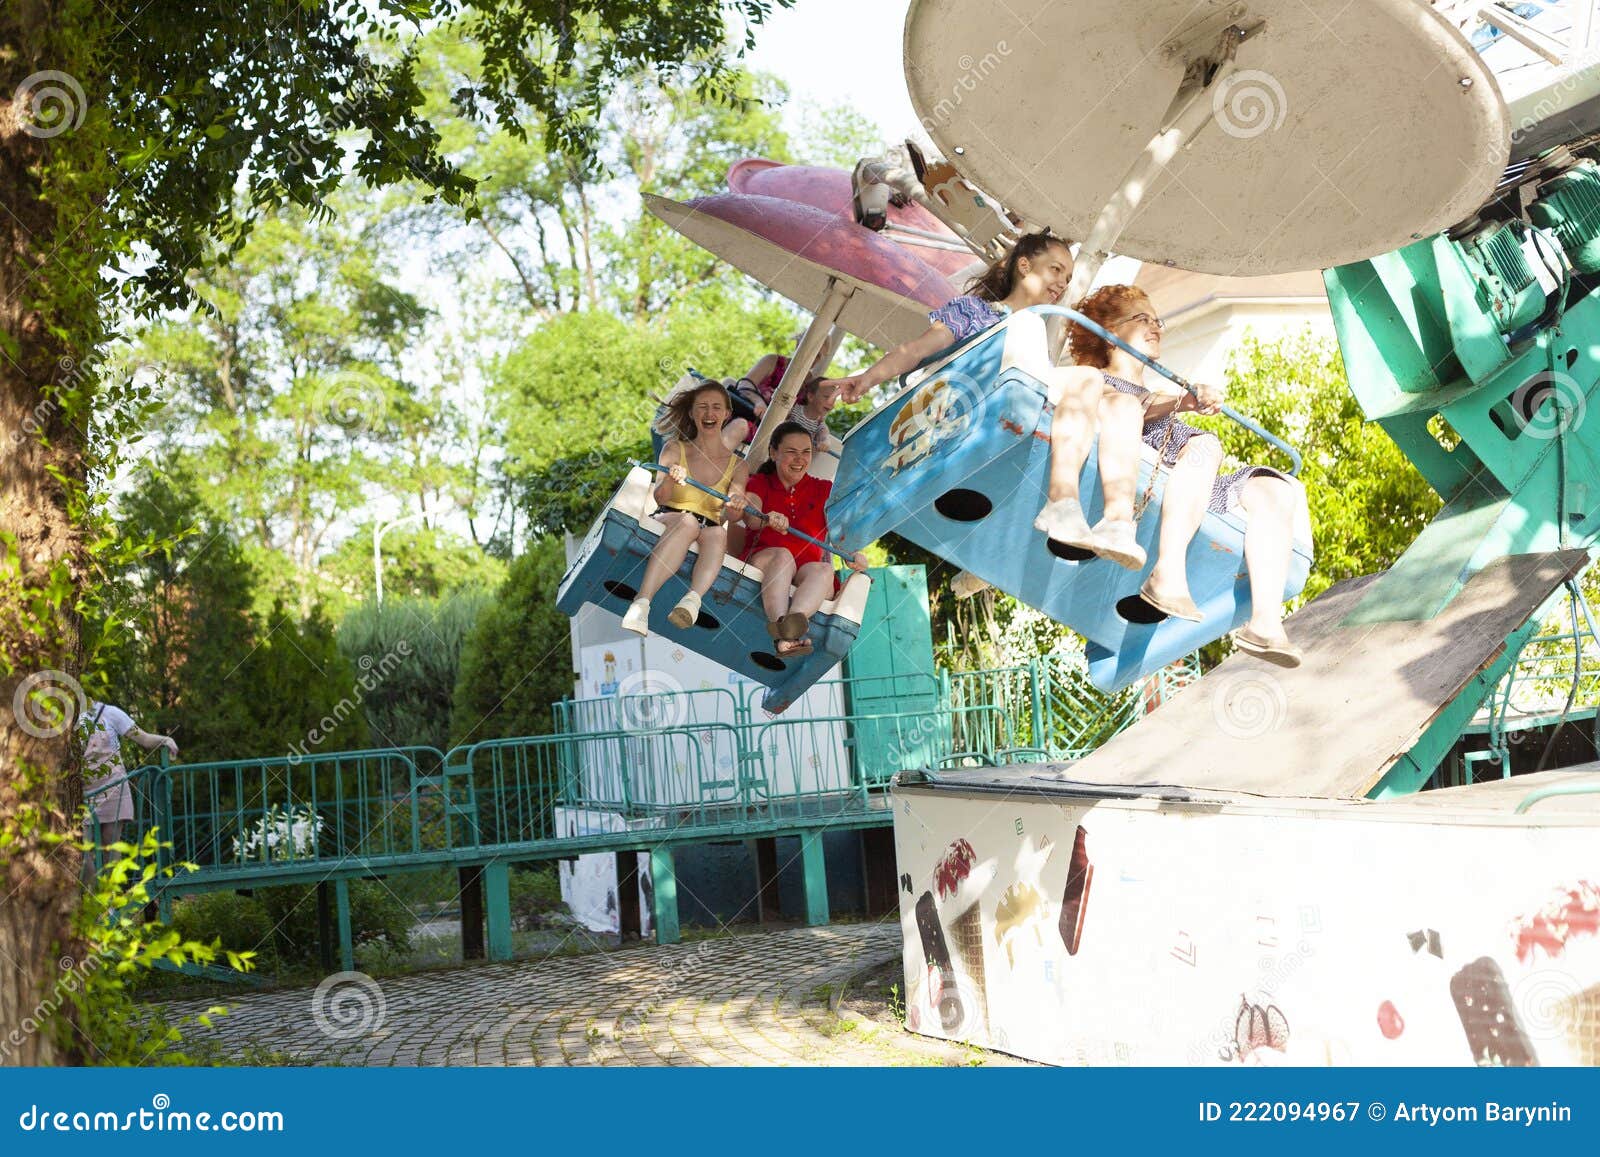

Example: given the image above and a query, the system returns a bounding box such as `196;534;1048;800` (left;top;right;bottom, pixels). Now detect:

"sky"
744;0;921;146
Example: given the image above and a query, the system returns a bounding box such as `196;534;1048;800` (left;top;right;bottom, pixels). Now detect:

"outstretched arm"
830;323;954;403
127;727;178;759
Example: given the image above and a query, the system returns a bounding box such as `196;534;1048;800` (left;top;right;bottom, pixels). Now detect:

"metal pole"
1058;60;1238;319
747;277;855;467
374;510;428;607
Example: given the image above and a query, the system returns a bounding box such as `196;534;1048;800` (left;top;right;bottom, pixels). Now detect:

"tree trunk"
1;2;91;1066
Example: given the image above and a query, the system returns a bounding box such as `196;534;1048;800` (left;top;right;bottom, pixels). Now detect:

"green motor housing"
1530;163;1600;274
1455;220;1548;335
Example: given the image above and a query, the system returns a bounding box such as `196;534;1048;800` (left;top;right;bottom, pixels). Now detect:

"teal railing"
91;657;1184;891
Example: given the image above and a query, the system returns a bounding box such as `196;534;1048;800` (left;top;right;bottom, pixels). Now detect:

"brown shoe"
1138;579;1203;623
1232;627;1303;668
767;612;808;640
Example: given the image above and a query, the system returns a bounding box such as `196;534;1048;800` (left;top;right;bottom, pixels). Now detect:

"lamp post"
374;510;428;608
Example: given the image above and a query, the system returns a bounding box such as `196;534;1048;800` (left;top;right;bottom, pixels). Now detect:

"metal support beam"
800;831;830;926
459;866;484;960
484;860;513;962
650;845;680;945
334;877;354;973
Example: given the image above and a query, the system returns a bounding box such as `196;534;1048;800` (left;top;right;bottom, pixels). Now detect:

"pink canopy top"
727;158;979;283
643;188;967;349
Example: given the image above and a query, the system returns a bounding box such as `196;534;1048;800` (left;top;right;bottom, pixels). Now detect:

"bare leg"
1145;434;1222;604
1043;369;1100;502
686;525;727;596
787;561;836;621
638;513;702;600
1094;391;1144;523
1239;475;1297;641
751;547;797;620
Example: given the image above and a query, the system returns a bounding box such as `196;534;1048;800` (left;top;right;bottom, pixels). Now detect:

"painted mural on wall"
893;786;1600;1066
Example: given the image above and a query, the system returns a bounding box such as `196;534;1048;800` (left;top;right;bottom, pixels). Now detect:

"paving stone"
157;922;1003;1067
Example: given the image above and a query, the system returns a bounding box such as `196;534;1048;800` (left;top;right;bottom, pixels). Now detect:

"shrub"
257;879;415;966
508;864;564;930
170;891;277;966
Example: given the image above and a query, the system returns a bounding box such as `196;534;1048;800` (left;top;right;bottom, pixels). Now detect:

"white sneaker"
1033;496;1096;550
667;590;702;629
621;597;651;636
1091;519;1147;571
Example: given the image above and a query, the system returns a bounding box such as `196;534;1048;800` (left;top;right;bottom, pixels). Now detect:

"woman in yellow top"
624;381;750;636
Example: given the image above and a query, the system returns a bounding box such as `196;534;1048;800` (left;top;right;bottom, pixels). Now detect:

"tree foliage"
451;537;573;745
338;590;494;753
1205;331;1443;601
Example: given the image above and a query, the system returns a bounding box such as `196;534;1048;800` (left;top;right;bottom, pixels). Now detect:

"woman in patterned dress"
1069;285;1307;666
828;232;1149;568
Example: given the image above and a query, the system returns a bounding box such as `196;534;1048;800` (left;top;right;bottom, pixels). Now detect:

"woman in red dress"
741;422;869;657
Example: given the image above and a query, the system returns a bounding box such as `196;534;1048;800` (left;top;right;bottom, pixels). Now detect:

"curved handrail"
1031;304;1303;477
1513;781;1600;814
631;460;861;562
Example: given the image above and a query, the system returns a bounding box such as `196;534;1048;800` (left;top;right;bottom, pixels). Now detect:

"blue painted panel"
827;321;1311;692
555;505;860;713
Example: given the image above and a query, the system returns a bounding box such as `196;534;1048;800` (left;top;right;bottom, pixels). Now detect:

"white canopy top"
904;0;1512;273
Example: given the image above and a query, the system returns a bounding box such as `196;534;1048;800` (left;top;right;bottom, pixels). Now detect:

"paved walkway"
162;922;1001;1066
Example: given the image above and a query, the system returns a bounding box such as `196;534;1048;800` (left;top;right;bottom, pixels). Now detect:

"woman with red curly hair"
829;233;1148;567
1069;285;1306;666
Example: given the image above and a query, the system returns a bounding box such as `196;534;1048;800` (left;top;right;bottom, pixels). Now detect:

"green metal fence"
91;655;1181;898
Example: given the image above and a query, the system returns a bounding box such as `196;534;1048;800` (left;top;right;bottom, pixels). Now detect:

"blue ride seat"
827;306;1312;692
556;455;871;714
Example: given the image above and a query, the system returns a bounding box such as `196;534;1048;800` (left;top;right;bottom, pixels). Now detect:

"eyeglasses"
1116;312;1165;331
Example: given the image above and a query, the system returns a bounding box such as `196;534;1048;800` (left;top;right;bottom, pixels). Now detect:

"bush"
257;879;415;966
170;891;277;966
450;537;572;745
508;864;564;931
337;588;492;753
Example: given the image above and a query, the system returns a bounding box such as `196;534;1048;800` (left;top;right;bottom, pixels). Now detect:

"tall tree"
1;0;788;1066
141;207;430;615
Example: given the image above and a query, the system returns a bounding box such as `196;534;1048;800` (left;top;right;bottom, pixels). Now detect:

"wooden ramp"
1030;551;1589;799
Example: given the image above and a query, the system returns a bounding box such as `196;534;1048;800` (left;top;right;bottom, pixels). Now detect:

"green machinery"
1326;157;1600;626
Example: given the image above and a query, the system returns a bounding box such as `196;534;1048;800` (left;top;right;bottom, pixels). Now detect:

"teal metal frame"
91;654;1172;967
